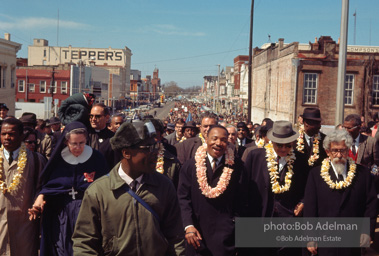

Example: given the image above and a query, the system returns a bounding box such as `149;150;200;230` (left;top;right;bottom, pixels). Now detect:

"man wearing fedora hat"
295;107;328;168
73;120;185;255
242;121;308;255
181;121;199;141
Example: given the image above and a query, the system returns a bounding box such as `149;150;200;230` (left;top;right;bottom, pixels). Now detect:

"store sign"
61;49;124;62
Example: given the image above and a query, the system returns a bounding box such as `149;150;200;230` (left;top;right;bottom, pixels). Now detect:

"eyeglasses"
68;142;86;148
89;114;104;120
25;140;37;144
342;125;359;131
137;143;161;152
275;143;292;149
330;148;348;154
237;129;246;132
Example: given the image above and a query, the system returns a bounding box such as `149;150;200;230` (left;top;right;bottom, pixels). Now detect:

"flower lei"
0;143;27;194
179;136;187;143
320;157;356;189
194;144;234;198
156;144;165;174
198;133;206;144
256;138;265;148
296;125;320;166
265;142;296;194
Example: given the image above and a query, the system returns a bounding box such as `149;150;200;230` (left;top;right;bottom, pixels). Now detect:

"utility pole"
217;64;220;113
247;0;254;121
49;66;59;117
335;0;349;125
353;9;356;45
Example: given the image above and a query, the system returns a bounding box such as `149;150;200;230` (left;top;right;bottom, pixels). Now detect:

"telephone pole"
247;0;254;121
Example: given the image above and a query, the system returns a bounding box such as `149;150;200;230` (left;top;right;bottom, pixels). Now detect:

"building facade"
250;36;379;125
27;39;132;100
0;33;21;115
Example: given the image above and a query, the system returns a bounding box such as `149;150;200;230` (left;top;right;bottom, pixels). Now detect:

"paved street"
149;101;176;120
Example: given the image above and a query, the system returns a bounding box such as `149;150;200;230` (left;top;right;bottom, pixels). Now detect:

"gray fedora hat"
267;120;299;144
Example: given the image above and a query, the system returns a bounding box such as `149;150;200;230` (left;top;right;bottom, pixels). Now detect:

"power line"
133;48;248;65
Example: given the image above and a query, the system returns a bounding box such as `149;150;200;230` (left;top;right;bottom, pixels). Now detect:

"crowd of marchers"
0;93;379;256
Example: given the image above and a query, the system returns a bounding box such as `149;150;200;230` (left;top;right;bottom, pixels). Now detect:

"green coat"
72;163;185;256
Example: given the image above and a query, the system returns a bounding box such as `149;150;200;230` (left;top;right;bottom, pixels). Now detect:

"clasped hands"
27;194;45;221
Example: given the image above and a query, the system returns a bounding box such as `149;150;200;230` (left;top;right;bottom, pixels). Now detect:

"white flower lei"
265;142;296;194
320;157;356;189
0;143;27;194
194;144;234;198
156;144;165;174
296;125;320;166
256;138;265;148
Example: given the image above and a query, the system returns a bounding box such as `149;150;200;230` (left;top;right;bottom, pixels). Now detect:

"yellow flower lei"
256;138;265;148
156;144;165;174
198;133;206;145
179;136;187;143
320;157;356;189
296;125;320;166
265;142;296;194
0;143;27;194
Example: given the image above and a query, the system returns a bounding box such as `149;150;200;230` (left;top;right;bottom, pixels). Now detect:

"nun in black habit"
28;121;108;256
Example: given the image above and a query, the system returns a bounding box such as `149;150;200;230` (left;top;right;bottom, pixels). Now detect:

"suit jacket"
175;136;203;165
87;128;117;170
304;163;377;256
166;131;180;146
295;132;328;168
243;148;308;217
356;134;379;168
236;137;254;158
241;142;258;163
177;154;244;256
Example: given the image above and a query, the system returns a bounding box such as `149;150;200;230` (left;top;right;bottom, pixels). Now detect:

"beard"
332;158;347;175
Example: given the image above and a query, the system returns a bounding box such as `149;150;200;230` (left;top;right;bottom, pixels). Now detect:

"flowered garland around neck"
179;136;187;143
198;133;206;144
194;144;234;198
0;143;27;194
320;157;356;189
256;138;265;148
296;125;320;166
265;142;296;194
156;144;165;174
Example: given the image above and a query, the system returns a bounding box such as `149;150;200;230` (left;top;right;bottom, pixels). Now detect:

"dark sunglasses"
276;143;292;149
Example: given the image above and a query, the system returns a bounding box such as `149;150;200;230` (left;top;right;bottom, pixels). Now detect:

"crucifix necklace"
69;187;78;200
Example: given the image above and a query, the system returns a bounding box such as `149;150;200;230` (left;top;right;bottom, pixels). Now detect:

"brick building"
250;36;379;125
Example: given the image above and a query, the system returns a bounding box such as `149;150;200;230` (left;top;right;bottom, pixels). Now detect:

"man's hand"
294;202;304;216
28;194;45;221
360;233;371;247
307;241;317;255
185;226;202;249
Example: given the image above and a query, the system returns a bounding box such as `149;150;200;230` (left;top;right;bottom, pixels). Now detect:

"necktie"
8;151;13;165
337;174;344;182
130;180;138;192
352;139;356;156
212;158;217;173
309;137;313;150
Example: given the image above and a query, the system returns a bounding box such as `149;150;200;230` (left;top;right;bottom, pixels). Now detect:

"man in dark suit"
243;121;308;255
236;122;254;158
343;114;379;168
304;129;377;256
177;125;243;255
294;108;328;168
175;112;218;165
166;119;185;146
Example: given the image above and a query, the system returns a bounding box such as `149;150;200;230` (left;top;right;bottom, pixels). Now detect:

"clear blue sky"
1;0;378;88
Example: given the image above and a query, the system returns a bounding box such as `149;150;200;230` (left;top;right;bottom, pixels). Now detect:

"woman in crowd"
28;121;108;256
23;127;38;152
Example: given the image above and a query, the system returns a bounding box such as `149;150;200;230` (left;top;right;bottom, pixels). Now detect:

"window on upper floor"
48;81;57;94
28;83;35;92
372;75;379;106
344;74;354;105
40;81;46;93
61;81;67;94
18;80;25;92
303;73;318;104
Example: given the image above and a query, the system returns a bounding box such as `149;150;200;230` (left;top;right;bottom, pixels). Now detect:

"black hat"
110;120;156;150
47;117;61;126
237;122;248;130
267;120;299;144
19;112;37;125
0;103;9;110
301;108;321;122
182;121;199;133
167;123;175;131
